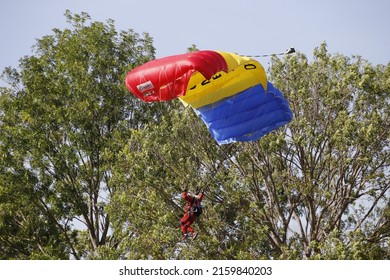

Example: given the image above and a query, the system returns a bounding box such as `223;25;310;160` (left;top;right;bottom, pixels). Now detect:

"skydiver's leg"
180;213;190;234
188;216;199;239
186;225;194;233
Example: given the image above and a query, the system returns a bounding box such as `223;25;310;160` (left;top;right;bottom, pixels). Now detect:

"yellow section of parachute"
179;51;268;109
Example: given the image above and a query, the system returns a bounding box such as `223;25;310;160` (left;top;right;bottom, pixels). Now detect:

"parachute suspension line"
239;47;296;58
236;48;295;132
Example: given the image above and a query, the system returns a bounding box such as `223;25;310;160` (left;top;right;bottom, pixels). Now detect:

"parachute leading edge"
125;50;228;102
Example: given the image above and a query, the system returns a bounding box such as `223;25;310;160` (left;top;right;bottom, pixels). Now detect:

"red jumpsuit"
180;191;204;236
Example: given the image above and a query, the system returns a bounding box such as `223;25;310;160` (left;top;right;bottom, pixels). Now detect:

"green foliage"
107;105;277;259
0;10;155;259
187;44;199;53
108;42;389;260
266;42;390;258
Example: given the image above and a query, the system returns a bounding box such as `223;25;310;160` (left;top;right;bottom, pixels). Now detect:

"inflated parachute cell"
125;50;228;102
125;50;293;144
194;82;293;144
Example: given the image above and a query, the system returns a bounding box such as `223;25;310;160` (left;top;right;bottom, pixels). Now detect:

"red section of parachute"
125;50;228;102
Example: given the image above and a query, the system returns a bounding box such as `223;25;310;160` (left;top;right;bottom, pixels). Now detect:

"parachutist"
180;189;204;240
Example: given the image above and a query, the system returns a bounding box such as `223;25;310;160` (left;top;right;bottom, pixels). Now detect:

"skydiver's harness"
188;197;203;217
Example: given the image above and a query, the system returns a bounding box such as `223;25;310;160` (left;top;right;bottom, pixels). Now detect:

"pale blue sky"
1;0;389;77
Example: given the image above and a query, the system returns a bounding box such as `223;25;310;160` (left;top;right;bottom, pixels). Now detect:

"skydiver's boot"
192;232;198;240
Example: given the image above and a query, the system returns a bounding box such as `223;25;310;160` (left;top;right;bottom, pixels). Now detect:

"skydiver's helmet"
188;191;201;200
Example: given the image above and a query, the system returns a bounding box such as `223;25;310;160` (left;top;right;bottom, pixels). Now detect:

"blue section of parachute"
195;82;293;144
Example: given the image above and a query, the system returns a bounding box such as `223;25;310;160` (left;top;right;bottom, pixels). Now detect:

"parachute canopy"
125;50;293;144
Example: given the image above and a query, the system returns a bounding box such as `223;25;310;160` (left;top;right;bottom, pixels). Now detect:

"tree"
0;10;157;259
264;43;390;258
